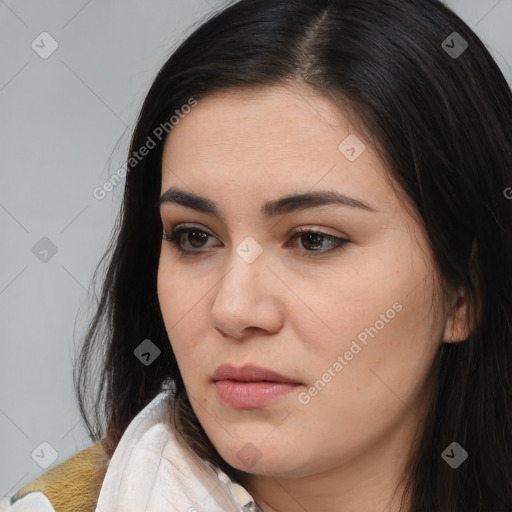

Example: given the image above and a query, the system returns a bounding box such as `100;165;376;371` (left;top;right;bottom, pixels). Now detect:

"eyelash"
162;224;349;258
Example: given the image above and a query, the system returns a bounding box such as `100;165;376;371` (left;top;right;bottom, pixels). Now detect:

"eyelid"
162;221;346;240
162;222;350;258
162;222;346;243
289;225;348;239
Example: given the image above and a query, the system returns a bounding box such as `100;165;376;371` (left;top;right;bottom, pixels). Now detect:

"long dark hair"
74;0;512;510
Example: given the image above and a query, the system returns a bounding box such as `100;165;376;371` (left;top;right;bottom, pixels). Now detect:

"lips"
212;363;300;384
212;363;302;409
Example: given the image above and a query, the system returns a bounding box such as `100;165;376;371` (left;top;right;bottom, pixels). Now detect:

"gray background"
1;0;511;496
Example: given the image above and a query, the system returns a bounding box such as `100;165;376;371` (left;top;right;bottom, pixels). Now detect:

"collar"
95;384;263;512
206;463;263;512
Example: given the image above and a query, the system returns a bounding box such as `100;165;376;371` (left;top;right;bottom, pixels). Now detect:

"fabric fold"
95;386;259;512
1;384;262;512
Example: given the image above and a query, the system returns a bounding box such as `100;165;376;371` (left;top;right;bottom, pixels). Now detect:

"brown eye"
163;226;217;255
289;228;349;256
298;232;326;251
185;230;209;248
163;225;349;257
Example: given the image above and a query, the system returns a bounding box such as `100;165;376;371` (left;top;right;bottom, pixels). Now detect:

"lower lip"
215;380;300;409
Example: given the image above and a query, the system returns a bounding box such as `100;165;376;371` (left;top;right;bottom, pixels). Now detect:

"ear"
442;288;471;343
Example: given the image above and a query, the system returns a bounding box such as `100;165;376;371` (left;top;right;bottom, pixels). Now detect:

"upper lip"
212;363;300;383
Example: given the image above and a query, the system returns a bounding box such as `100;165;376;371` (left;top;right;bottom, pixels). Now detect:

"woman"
2;0;511;510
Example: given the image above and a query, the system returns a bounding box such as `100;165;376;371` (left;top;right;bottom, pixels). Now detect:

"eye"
288;227;348;256
162;225;220;255
162;224;349;258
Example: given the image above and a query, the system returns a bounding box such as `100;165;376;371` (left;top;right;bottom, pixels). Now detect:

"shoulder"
0;439;110;512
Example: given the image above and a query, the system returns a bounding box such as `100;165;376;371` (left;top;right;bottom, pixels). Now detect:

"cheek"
285;255;402;360
294;237;442;400
157;252;225;390
157;256;203;364
304;289;441;432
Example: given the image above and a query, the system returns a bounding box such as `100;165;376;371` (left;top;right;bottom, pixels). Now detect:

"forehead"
164;84;357;155
160;84;398;214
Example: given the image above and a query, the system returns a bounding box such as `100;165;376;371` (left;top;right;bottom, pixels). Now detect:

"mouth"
212;363;301;384
212;363;302;409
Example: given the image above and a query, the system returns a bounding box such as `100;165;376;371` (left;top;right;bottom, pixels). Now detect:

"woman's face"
157;85;464;483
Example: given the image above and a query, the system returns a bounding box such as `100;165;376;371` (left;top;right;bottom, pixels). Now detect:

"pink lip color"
212;363;301;409
215;380;300;409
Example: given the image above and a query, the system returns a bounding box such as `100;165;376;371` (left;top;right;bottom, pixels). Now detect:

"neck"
234;412;421;512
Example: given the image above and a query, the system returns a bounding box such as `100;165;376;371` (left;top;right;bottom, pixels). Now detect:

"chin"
218;442;313;478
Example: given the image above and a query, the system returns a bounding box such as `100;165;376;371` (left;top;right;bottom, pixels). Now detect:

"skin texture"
156;84;470;512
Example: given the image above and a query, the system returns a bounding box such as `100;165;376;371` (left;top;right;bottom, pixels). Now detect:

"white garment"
0;387;262;512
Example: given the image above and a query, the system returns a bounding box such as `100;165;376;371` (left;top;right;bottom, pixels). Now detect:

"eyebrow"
156;187;377;218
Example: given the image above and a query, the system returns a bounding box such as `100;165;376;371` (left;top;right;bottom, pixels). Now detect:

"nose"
209;246;284;340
